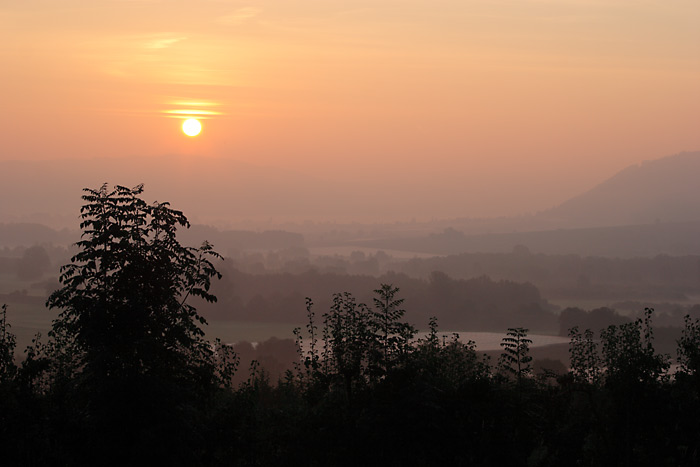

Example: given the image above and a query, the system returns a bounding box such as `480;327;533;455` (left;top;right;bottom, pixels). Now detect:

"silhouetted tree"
0;304;16;383
499;327;532;382
325;292;377;403
677;314;700;378
45;184;227;463
568;326;601;384
597;308;671;466
48;184;222;381
412;319;491;389
293;285;418;404
600;308;669;386
372;284;415;376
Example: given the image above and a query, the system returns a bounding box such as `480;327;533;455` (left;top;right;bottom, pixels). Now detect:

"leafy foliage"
372;284;416;375
29;184;235;463
411;319;491;389
294;285;417;403
677;314;700;377
569;326;601;384
47;184;223;387
0;304;17;383
600;308;669;386
499;327;533;380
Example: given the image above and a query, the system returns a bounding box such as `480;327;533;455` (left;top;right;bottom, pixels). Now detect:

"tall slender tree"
499;327;532;382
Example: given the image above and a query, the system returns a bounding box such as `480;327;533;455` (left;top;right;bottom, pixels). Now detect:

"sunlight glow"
182;118;202;137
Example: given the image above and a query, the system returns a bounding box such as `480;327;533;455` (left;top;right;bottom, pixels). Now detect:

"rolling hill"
536;151;700;229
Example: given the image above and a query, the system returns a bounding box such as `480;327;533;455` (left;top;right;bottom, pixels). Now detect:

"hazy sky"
2;0;699;222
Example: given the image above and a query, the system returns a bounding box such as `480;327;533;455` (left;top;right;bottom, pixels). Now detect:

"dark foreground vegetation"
2;185;700;466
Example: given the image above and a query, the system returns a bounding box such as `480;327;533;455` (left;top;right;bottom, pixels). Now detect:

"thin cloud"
144;35;187;49
218;7;262;26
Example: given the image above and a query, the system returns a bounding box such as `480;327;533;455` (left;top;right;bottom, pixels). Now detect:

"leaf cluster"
294;285;417;402
46;184;225;387
499;327;533;379
600;308;669;386
569;326;601;384
0;304;17;383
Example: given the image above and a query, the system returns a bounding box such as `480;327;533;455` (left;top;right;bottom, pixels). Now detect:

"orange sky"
2;0;699;222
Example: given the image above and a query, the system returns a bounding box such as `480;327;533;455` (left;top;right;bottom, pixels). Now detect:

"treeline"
396;249;700;301
355;220;700;257
201;264;556;332
0;245;57;281
3;295;700;466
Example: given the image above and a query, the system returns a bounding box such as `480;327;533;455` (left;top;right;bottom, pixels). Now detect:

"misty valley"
2;156;700;465
4;0;699;461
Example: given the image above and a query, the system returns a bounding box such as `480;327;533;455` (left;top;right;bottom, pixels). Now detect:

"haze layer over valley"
2;150;699;232
4;150;700;355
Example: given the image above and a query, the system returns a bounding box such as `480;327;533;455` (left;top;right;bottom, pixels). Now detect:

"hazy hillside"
536;151;700;228
343;151;700;256
304;150;700;242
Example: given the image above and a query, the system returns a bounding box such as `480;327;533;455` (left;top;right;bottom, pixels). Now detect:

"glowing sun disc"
182;118;202;136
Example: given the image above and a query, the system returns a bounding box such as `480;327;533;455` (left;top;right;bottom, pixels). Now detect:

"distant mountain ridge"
536;151;700;229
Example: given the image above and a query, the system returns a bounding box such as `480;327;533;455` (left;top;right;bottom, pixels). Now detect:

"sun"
182;118;202;137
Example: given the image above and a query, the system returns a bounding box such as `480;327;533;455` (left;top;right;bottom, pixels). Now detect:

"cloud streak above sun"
162;109;223;119
144;36;188;49
217;7;262;26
